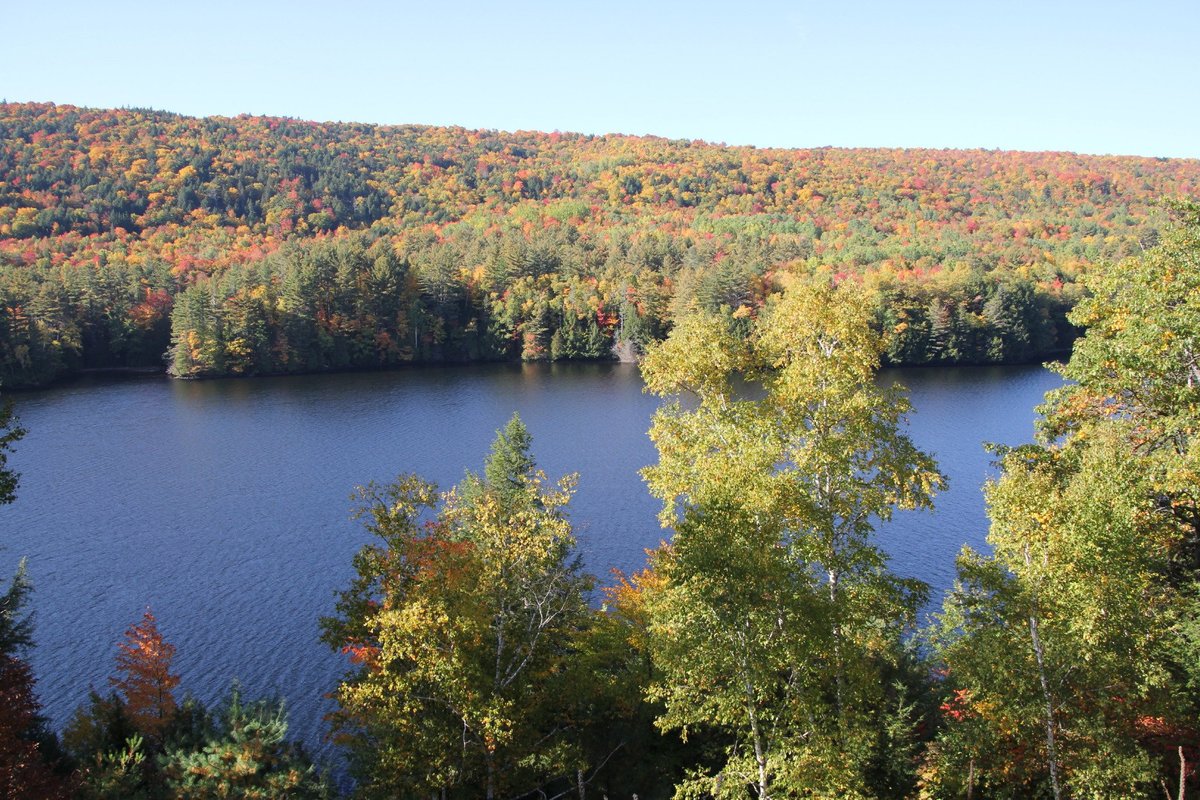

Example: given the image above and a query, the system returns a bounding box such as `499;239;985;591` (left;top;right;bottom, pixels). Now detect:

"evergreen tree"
0;560;33;657
324;416;592;799
0;563;70;799
481;413;535;504
160;685;331;800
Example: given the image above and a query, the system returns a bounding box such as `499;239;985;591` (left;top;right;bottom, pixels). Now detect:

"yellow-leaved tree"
923;203;1200;800
639;278;944;799
323;414;592;800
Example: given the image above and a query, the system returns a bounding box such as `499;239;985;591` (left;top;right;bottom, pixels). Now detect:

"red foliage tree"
0;655;70;799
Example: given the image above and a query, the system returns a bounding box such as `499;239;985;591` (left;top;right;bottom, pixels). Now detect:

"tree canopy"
925;203;1200;799
323;415;593;799
3;101;1194;386
639;279;944;798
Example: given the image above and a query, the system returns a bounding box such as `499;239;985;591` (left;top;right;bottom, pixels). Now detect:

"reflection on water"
3;362;1060;757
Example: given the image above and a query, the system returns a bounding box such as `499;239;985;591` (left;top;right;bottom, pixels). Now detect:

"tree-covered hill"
2;102;1197;386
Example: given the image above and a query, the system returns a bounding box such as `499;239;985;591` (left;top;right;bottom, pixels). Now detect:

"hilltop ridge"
2;102;1197;386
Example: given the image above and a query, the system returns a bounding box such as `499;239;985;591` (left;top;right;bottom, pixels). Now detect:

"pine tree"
160;684;332;800
481;413;535;504
0;395;24;507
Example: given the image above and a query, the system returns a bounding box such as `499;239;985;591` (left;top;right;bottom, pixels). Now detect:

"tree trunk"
1180;745;1187;800
1025;544;1062;800
828;566;845;731
742;646;770;799
747;697;769;800
1167;745;1187;800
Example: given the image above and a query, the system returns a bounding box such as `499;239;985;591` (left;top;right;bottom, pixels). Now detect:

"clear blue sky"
4;0;1198;158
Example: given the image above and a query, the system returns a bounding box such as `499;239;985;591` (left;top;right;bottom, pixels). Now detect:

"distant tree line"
1;226;1077;387
3;102;1191;387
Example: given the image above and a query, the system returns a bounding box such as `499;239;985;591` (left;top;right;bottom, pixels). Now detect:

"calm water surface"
2;362;1060;757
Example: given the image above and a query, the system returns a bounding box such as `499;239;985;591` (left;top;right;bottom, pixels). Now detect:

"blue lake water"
0;362;1061;758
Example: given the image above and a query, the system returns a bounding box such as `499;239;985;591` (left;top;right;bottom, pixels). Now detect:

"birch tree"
640;278;944;798
926;436;1176;798
924;204;1200;798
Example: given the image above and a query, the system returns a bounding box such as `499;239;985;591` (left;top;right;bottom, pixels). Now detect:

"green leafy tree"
323;415;592;799
925;203;1200;798
72;732;154;800
65;691;151;799
562;566;696;800
1041;201;1200;566
639;278;944;798
0;395;24;507
925;436;1176;799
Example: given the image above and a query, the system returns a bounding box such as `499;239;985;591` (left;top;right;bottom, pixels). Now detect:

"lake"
0;362;1061;758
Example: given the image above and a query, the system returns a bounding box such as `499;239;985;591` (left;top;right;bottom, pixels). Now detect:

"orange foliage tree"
109;609;180;740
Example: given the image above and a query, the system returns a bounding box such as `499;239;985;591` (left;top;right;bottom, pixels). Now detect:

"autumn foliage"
0;655;70;799
109;609;179;740
1;101;1198;386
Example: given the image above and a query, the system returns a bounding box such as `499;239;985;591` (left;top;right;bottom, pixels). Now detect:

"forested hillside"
5;113;1200;793
2;102;1198;386
9;207;1184;799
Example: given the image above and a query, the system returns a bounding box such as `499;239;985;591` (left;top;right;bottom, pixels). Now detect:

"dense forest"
2;102;1199;387
4;204;1200;798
